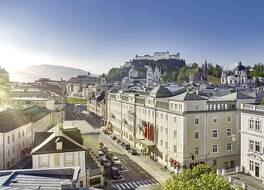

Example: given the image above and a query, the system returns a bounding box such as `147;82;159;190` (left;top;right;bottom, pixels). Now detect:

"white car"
102;158;111;167
98;151;105;161
112;156;121;165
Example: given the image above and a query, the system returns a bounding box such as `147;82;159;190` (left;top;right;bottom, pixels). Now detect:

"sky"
1;0;264;79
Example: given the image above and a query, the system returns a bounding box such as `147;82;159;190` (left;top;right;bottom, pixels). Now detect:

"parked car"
112;136;117;140
121;142;126;147
102;158;111;167
117;139;122;144
98;151;105;161
125;144;130;150
111;167;121;180
112;156;121;165
131;149;138;155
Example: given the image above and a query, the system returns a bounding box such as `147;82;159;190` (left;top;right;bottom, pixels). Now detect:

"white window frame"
226;128;232;137
212;144;218;153
212;129;218;139
227;143;232;151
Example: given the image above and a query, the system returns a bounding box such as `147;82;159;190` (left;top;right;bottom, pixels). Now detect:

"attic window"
55;137;62;150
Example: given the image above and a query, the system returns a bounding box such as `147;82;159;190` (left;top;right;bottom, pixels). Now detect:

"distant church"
221;62;252;85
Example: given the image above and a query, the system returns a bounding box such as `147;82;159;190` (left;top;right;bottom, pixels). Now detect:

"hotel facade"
107;87;255;170
241;104;264;181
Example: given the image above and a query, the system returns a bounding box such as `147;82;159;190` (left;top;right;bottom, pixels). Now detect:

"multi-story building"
0;106;52;170
240;104;264;181
31;125;104;188
87;91;107;125
107;87;255;170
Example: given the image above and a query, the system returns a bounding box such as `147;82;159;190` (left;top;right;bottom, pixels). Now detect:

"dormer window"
55;137;62;150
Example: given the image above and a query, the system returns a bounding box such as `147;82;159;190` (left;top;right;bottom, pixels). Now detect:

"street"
64;103;101;128
65;103;166;189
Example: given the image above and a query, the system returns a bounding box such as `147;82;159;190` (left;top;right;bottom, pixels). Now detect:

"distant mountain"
12;64;95;82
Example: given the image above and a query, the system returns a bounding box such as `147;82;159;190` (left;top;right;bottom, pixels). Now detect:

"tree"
163;165;238;190
177;67;188;82
261;98;264;105
252;63;264;77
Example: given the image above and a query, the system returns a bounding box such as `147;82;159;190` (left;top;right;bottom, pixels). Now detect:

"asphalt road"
64;103;101;128
100;134;160;190
65;103;160;189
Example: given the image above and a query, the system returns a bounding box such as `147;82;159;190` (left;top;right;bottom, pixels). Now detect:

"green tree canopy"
163;165;238;190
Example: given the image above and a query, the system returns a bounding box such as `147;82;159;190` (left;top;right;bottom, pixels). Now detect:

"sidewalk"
100;133;171;182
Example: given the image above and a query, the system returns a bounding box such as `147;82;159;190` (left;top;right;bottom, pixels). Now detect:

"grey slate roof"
0;167;79;190
31;128;85;155
149;86;172;98
0;106;51;133
221;92;255;100
169;92;208;101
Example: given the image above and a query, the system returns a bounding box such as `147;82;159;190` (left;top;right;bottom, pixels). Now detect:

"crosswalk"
114;178;161;190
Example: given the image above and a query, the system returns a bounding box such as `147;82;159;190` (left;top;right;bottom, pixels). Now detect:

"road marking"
135;181;141;186
118;183;126;189
115;184;122;190
132;182;138;187
127;182;136;188
123;183;130;189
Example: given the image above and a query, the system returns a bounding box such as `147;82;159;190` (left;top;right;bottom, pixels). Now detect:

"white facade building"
0;106;52;170
241;104;264;181
107;87;255;170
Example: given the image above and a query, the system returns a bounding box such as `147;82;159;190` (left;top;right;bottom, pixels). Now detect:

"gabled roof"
169;92;208;101
221;92;255;100
149;86;172;98
31;128;86;155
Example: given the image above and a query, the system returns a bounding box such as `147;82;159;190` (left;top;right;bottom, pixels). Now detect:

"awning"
138;139;155;147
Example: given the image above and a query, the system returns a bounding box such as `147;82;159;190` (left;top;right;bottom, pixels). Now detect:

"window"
174;130;177;138
227;128;232;136
166;115;168;120
249;140;254;151
228;116;231;122
179;104;182;111
255;141;260;152
174;145;177;153
195;105;199;111
213;159;217;166
160;140;163;146
56;142;62;150
161;113;163;119
213;117;217;123
22;130;25;136
212;130;218;138
195;118;199;125
195;148;199;155
174;117;176;123
165;142;168;148
249;160;254;171
249;118;254;129
174;104;178;109
12;134;14;142
194;131;199;139
18;131;20;139
8;150;10;156
160;126;163;133
212;145;218;153
255;119;261;131
227;143;232;151
7;136;10;144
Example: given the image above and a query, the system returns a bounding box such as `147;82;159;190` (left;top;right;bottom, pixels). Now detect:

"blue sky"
0;0;264;75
